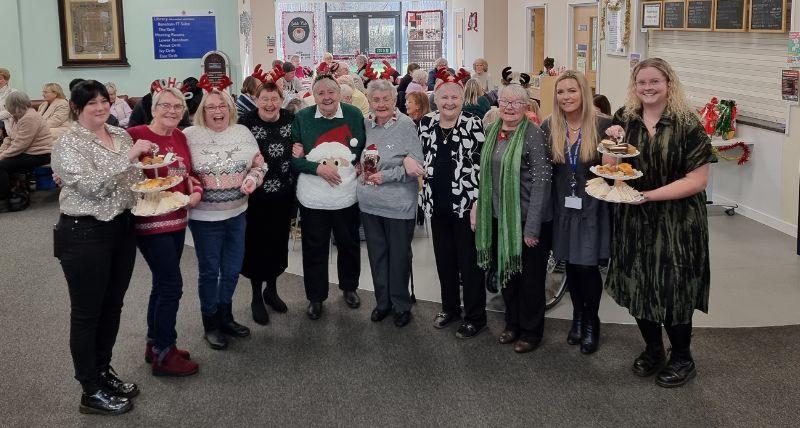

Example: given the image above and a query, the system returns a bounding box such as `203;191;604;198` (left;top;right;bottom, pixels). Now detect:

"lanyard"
566;130;582;195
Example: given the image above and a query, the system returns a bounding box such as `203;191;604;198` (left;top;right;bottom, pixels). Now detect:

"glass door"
327;12;401;73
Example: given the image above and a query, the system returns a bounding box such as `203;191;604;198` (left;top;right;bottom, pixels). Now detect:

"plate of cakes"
131;175;183;193
134;152;177;169
597;138;639;158
132;191;190;217
585;177;644;204
589;163;643;180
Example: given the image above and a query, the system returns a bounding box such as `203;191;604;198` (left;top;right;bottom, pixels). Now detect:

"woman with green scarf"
475;83;553;354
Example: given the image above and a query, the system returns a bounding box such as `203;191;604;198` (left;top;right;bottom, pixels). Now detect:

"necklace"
568;123;581;132
440;125;454;143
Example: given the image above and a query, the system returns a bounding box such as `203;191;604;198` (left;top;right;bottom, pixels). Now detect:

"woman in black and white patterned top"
417;78;487;339
238;81;295;325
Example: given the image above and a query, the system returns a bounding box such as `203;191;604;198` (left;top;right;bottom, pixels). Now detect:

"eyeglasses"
156;103;185;112
635;79;666;88
498;99;527;109
204;104;227;112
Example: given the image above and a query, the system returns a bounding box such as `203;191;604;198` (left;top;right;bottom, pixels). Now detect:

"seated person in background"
396;63;419;113
340;84;354;105
482;106;500;129
540;57;556;76
337;76;370;116
289;54;306;78
405;69;428;94
0;67;18;137
462;78;491;119
70;78;120;127
282;62;304;95
37;82;71;139
427;57;454;91
183;77;203;119
284;98;305;114
404;91;430;127
236;76;259;118
472;58;491;92
106;82;132;127
0;92;53;212
593;94;612;117
526;97;542;125
272;59;284;69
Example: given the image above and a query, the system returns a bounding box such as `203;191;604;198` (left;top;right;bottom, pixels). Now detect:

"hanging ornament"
713;142;751;165
715;99;737;140
698;97;720;136
467;12;478;32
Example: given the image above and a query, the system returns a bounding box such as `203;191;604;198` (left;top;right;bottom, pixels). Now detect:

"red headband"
198;74;233;93
434;67;471;90
379;60;398;80
363;61;379;81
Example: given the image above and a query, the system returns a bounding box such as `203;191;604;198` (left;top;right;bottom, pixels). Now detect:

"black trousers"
566;263;603;321
55;211;136;391
0;153;51;198
635;310;693;359
430;214;486;325
362;213;415;313
299;203;361;302
500;221;552;341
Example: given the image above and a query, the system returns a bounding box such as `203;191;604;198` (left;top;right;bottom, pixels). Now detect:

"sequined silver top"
51;123;143;221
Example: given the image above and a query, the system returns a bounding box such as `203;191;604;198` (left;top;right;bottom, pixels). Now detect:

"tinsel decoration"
713;142;751;165
599;0;632;49
698;97;720;136
715;99;737;140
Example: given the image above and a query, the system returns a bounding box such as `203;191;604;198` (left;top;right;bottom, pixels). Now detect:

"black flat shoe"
307;301;323;320
432;311;461;329
79;390;132;415
99;366;139;398
455;322;486;339
632;349;666;377
656;358;697;388
498;329;518;344
343;291;361;309
370;308;391;322
393;311;412;327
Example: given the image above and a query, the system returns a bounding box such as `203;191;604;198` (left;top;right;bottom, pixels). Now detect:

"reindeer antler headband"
434;67;471;90
501;67;531;88
197;74;233;93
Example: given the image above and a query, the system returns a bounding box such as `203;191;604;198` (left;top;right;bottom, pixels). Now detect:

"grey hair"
105;82;118;93
5;91;31;119
411;69;427;84
151;87;188;115
498;83;530;103
340;84;354;98
312;76;341;93
435;57;448;67
290;54;301;61
366;79;397;100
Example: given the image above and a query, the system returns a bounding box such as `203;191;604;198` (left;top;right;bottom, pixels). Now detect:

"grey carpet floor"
1;193;799;427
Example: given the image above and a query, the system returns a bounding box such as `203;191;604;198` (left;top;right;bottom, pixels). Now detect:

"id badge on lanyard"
565;130;583;210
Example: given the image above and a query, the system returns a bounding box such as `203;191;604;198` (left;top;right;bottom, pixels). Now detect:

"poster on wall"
406;10;443;70
605;5;627;56
788;32;800;68
781;69;799;102
152;10;217;60
282;11;316;67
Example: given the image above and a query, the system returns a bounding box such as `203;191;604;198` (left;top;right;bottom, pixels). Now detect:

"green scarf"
476;118;529;286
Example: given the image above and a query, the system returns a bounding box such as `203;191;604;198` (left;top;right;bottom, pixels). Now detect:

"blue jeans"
137;230;185;351
189;212;246;315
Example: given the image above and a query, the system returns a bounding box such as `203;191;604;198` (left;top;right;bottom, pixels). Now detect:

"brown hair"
240;76;260;96
255;82;284;99
405;91;430;118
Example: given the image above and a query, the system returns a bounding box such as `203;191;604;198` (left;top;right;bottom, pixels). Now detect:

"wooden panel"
532;8;545;75
572;5;597;91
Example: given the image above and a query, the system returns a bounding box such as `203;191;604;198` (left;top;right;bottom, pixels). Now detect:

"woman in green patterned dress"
604;58;715;388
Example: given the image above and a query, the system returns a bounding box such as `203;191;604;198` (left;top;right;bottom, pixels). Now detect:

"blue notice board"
153;14;216;59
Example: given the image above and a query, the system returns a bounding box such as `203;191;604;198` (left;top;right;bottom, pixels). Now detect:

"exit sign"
374;47;392;54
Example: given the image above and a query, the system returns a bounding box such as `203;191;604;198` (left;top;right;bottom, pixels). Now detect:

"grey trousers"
361;212;415;312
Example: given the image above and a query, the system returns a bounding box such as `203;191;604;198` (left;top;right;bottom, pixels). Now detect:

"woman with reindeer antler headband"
183;74;268;351
474;70;553;354
417;67;488;339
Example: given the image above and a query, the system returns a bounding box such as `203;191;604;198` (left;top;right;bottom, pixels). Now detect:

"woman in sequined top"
184;88;266;350
51;80;154;415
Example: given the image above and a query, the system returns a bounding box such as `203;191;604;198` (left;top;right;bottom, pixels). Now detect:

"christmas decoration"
698;97;720;136
715;99;737;140
713;142;751;165
467;12;478;31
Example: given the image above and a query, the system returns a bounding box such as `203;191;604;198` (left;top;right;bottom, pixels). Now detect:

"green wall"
4;0;241;98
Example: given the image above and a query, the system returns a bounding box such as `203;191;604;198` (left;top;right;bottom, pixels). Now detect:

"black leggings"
565;263;603;321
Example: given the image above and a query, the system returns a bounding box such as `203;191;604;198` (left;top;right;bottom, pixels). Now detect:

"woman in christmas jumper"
238;81;296;325
540;71;612;355
127;87;202;376
184;88;267;350
604;58;714;387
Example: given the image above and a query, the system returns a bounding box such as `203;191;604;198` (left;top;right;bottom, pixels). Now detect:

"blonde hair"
463;78;484;105
411;69;427;85
151;88;188;115
473;58;488;73
482;106;500;129
42;82;66;99
622;57;695;126
0;68;10;81
193;89;238;128
549;70;599;164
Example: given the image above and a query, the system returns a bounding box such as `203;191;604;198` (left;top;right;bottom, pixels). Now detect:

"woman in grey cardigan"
358;79;425;328
475;83;553;354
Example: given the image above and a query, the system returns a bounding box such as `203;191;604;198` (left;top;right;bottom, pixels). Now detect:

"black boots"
99;366;139;398
263;281;288;313
251;281;270;325
79;389;132;415
656;349;696;388
219;303;251;337
580;314;600;354
201;312;228;350
632;344;667;377
567;310;582;345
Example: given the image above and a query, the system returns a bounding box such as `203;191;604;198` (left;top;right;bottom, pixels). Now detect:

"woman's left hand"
366;172;384;185
524;236;539;247
53;173;63;187
188;192;202;207
470;203;477;231
630;191;649;205
292;143;305;158
241;178;257;194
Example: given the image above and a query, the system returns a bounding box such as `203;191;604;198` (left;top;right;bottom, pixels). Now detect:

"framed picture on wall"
641;2;663;29
57;0;129;67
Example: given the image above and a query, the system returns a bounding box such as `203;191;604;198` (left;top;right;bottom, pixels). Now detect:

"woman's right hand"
403;156;425;177
292;143;305;158
128;139;155;163
605;125;625;140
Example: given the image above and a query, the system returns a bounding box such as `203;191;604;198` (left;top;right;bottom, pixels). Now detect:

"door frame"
525;4;548;74
568;2;602;91
326;11;402;65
